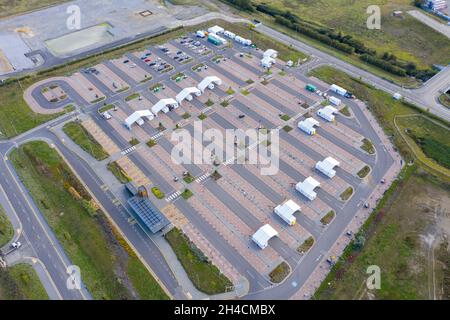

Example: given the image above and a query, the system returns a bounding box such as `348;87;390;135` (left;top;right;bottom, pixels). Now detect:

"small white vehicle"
11;241;22;249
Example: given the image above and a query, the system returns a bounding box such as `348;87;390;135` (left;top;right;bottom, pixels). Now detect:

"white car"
11;241;22;249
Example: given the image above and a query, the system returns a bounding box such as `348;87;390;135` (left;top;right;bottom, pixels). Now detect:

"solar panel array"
128;196;169;233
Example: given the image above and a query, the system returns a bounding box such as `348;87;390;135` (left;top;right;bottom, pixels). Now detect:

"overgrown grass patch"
361;138;375;155
151;187;165;199
63;121;109;160
107;162;131;184
320;210;335;225
269;261;290;283
340;187;354;201
165;228;232;294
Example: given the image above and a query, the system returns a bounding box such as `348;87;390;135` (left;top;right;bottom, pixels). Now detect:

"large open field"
254;0;450;69
315;167;450;299
10;141;169;300
0;0;68;18
0;264;48;300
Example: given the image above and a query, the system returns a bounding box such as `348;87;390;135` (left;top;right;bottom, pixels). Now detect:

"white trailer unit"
196;30;206;38
329;96;341;106
223;30;236;39
330;84;347;96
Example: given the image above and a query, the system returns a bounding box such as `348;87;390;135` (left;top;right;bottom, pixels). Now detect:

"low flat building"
296;177;321;201
252;224;278;249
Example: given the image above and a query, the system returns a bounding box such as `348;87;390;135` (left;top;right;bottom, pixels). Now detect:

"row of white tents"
252;155;340;249
124;76;222;129
207;25;253;46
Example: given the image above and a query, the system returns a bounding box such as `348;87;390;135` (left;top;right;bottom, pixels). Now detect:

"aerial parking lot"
21;25;395;297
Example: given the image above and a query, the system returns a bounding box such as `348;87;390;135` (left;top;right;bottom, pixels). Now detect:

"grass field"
253;0;450;70
0;0;68;18
10;141;168;300
62;121;109;161
165;228;233;295
0;205;14;247
315;167;450;299
0;264;49;300
309;65;450;178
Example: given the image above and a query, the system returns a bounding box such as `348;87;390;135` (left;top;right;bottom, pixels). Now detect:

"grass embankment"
107;161;132;184
315;166;450;299
309;66;450;179
439;93;450;108
0;205;14;247
10;141;168;300
63;121;109;161
0;264;49;300
165;228;233;295
361;138;375;155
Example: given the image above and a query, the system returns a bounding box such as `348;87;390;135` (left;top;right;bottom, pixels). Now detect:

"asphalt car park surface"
19;31;393;299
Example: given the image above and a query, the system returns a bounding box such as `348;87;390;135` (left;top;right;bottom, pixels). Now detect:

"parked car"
123;59;130;64
11;242;22;249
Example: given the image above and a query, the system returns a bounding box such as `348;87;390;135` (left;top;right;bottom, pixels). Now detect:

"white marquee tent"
175;87;202;105
298;118;320;135
315;156;340;178
198;76;222;93
274;200;300;226
252;224;279;249
124;110;154;129
317;105;338;122
295;177;321;201
151;98;178;116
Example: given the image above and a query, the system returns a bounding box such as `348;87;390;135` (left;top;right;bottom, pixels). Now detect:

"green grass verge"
10;141;167;299
183;173;194;184
205;99;214;107
361;138;375;155
62;121;109;160
357;165;371;179
125;93;140;102
0;264;49;300
0;205;14;247
339;106;351;117
320;210;336;225
151;187;165;199
165;228;233;294
181;188;193;200
280;114;291;121
438;93;450;108
226;87;235;95
98;104;115;113
269;261;290;283
298;236;314;254
339;187;354;201
198;113;207;121
146;139;157;148
129;137;140;146
107;161;131;184
282;125;293;132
